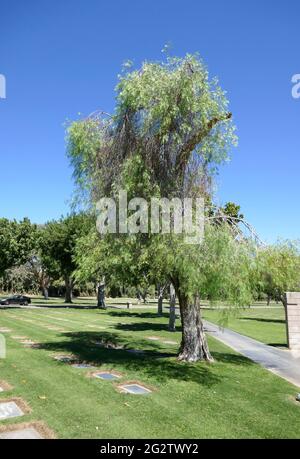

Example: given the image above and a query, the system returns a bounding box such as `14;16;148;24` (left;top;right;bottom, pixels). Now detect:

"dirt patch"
0;380;13;391
0;421;56;439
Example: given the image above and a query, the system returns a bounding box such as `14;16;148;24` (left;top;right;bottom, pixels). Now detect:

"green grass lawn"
202;305;287;348
0;299;299;438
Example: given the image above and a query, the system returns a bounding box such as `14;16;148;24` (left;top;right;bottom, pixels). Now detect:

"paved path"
204;320;300;388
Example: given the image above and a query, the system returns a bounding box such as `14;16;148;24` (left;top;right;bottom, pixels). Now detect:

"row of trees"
0;215;92;302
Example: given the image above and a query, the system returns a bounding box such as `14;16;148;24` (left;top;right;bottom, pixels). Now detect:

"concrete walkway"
204;320;300;388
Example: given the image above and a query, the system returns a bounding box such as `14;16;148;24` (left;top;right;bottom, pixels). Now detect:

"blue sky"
0;0;299;243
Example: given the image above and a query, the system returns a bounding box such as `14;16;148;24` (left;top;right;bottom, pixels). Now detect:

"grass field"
202;305;287;348
0;299;299;438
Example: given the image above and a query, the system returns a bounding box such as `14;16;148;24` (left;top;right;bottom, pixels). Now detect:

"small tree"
0;218;38;279
40;214;92;303
256;241;300;306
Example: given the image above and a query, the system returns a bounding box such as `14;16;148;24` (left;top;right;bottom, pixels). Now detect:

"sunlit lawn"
202;304;287;348
0;299;299;438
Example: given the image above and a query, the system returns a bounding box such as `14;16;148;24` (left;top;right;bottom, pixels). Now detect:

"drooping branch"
176;112;232;173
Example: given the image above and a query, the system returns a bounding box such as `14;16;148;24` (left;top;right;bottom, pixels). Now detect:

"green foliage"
255;241;300;303
151;224;255;307
0;217;38;277
67;52;237;205
116;54;236;160
3;264;39;294
222;202;244;220
40;213;93;282
66;118;105;205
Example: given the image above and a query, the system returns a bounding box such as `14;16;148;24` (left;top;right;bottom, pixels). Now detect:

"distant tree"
27;254;51;299
40;214;92;303
4;264;38;294
222;202;244;221
256;241;300;306
0;218;38;279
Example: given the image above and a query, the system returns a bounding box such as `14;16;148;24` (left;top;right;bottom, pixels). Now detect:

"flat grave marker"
0;401;24;421
72;363;94;369
93;371;120;381
54;354;78;363
0;421;54;439
0;426;42;439
119;383;152;395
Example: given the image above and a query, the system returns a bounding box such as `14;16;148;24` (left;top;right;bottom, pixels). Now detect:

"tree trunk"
141;290;147;304
97;277;106;309
177;290;213;362
43;286;49;300
157;284;163;315
168;283;176;332
65;276;73;303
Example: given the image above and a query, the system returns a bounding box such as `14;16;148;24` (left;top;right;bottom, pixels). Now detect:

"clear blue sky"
0;0;299;243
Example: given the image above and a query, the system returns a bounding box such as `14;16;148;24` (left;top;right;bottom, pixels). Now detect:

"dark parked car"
0;295;31;306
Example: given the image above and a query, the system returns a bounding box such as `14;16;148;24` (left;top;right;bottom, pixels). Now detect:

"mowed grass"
202;304;287;348
0;300;299;438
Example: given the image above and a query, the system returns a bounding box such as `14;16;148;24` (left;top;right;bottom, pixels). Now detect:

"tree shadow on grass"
34;304;99;310
242;317;286;324
107;311;170;320
38;330;253;387
113;322;182;333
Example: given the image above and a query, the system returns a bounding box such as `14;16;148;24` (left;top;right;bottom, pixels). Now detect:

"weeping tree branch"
176;112;232;173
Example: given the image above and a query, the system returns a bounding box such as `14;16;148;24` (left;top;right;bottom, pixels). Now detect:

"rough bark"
43;287;49;300
177;290;213;362
65;276;73;303
168;283;176;332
